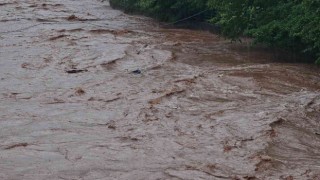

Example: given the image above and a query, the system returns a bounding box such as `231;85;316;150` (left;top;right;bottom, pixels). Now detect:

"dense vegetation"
110;0;320;64
109;0;213;22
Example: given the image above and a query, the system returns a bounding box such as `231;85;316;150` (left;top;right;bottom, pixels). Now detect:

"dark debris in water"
4;143;29;150
66;69;88;74
49;34;67;41
66;14;78;21
132;69;142;74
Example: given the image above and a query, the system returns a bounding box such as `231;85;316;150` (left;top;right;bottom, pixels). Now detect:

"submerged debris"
66;14;78;21
4;143;29;150
75;88;85;96
49;34;67;41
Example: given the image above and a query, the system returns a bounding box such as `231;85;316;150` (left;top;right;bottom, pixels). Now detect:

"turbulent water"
0;0;320;179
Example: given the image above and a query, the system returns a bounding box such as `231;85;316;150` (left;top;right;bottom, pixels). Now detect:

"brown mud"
0;0;319;179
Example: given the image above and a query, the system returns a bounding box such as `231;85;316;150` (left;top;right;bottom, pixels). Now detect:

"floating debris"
66;69;88;74
132;69;142;74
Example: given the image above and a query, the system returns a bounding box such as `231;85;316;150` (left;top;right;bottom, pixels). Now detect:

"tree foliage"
110;0;211;22
110;0;320;64
208;0;320;63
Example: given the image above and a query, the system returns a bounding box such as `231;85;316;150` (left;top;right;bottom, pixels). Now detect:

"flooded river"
0;0;320;179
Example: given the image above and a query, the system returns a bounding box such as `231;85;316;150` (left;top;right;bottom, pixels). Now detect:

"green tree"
208;0;320;63
110;0;211;22
110;0;320;63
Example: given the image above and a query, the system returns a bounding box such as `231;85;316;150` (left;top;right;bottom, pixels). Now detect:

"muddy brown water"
0;1;320;180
